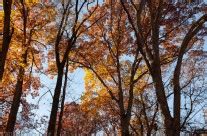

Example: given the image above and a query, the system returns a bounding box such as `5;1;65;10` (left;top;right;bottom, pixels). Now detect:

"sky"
25;68;85;134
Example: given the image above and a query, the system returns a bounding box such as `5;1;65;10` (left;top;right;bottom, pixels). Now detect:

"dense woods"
0;0;207;135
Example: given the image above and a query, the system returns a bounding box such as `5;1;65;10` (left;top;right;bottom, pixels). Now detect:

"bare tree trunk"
47;65;64;136
120;114;130;136
47;2;70;135
5;66;24;133
5;1;27;132
5;50;27;133
57;59;69;136
47;1;99;135
0;0;13;81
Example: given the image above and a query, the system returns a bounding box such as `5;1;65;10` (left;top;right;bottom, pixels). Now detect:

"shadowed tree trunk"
5;0;29;132
120;114;130;135
120;0;207;135
5;51;27;133
47;65;64;136
47;2;71;135
0;0;13;81
47;1;98;135
57;59;69;136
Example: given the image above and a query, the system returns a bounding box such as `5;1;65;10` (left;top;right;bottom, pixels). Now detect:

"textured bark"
0;0;13;81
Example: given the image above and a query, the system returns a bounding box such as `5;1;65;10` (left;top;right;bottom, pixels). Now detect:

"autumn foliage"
0;0;207;136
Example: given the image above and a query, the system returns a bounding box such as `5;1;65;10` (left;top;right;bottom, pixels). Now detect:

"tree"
72;3;149;135
0;0;13;81
56;58;68;136
120;0;207;135
0;0;206;135
5;1;55;132
60;101;102;135
81;70;158;135
47;1;99;135
81;71;121;135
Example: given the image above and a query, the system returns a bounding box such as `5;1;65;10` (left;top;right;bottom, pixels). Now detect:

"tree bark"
47;65;64;136
5;68;24;133
5;51;27;133
57;59;69;136
0;0;13;81
6;1;27;132
165;128;175;136
120;114;130;136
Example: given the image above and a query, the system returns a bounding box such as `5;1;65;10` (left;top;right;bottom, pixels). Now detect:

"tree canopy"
0;0;207;136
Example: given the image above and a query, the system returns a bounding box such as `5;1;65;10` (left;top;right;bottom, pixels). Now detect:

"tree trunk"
5;50;27;132
0;0;13;81
120;115;130;136
5;67;24;133
47;65;64;136
5;2;27;129
173;85;181;136
147;131;151;136
57;60;69;136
